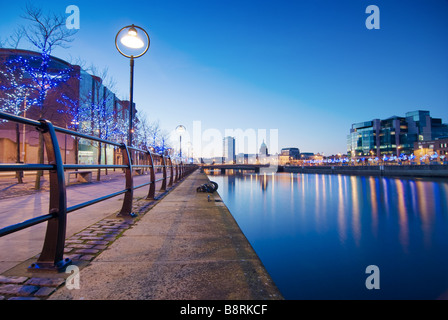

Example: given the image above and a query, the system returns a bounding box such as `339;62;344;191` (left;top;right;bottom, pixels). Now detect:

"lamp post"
115;24;150;146
186;141;192;163
176;125;186;161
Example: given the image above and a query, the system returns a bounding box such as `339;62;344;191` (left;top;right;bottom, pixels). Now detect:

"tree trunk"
75;137;79;166
16;123;24;184
97;142;101;181
104;143;108;175
34;132;44;190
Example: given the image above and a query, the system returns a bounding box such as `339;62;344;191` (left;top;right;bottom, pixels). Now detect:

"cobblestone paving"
0;217;135;300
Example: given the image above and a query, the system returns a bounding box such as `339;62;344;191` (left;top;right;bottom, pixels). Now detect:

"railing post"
181;162;184;179
168;156;174;187
118;144;135;217
160;156;167;191
29;119;71;272
175;162;179;183
146;151;156;200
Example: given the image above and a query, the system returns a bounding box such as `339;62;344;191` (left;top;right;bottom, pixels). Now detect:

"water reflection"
209;172;448;300
396;180;409;252
369;177;379;238
261;173;269;191
350;175;361;247
337;175;347;244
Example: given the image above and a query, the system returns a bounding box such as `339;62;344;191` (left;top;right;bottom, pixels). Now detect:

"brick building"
0;48;133;165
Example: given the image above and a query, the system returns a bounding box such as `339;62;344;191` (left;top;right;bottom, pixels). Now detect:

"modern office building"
300;152;315;160
414;138;448;157
278;147;300;165
0;48;133;165
347;110;448;158
281;148;300;159
223;136;236;164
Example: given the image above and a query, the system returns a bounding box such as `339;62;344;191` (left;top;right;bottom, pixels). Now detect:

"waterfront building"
281;148;300;158
236;153;259;164
300;152;315;160
436;138;448;156
347;110;448;158
0;48;133;165
414;137;448;163
236;153;249;164
279;147;300;165
223;136;236;164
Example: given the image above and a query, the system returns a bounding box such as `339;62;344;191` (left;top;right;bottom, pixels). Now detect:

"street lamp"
115;24;150;146
186;141;192;163
397;145;402;157
176;125;186;161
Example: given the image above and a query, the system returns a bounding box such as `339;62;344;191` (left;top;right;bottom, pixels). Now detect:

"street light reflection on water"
207;170;448;300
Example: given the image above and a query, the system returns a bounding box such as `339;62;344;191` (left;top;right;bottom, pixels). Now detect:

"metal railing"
0;111;197;272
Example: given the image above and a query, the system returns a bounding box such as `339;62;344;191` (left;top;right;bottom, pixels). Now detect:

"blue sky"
1;0;448;156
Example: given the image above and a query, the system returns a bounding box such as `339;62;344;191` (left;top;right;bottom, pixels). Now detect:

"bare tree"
1;28;25;49
137;118;172;155
86;66;119;180
17;3;78;189
20;4;76;52
0;59;37;183
157;129;172;155
87;65;117;93
149;120;161;150
134;111;151;151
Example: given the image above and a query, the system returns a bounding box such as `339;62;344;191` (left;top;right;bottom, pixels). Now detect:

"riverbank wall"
278;164;448;178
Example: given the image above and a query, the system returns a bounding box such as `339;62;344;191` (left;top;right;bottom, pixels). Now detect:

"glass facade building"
347;110;448;158
223;136;236;164
280;148;300;159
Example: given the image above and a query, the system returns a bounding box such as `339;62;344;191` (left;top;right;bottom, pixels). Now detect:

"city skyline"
1;0;447;156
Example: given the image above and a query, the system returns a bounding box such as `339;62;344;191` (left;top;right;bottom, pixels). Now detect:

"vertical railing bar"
160;155;167;191
29;119;71;272
174;161;179;183
168;156;174;187
146;151;156;200
179;162;183;180
181;162;184;179
118;143;135;217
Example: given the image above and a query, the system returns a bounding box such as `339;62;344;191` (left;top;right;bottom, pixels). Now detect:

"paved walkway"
0;170;282;300
0;171;164;274
47;170;282;300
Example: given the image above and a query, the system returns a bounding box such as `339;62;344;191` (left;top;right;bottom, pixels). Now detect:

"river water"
207;171;448;300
